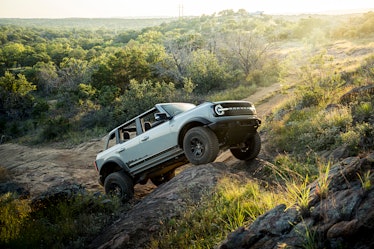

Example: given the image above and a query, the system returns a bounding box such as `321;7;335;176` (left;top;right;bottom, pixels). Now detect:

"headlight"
214;104;225;116
213;103;256;116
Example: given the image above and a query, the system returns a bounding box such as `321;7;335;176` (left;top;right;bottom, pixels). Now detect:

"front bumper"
208;117;261;145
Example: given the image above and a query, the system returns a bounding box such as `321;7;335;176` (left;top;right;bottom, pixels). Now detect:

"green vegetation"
266;54;374;155
1;10;374;249
0;192;123;248
0;12;291;145
2;11;372;145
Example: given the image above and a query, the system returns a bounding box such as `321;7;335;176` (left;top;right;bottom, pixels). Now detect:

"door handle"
117;148;125;153
141;136;149;141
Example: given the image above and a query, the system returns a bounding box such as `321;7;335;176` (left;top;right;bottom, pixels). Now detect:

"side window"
140;109;165;132
121;120;137;141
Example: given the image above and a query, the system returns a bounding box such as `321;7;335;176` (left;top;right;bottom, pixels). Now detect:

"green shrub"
98;85;120;106
321;107;352;131
298;87;324;108
353;101;373;123
356;122;374;150
339;130;360;152
0;193;31;244
0;192;123;249
246;59;280;87
39;116;71;141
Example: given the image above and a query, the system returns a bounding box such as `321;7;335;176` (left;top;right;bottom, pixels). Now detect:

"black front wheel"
104;172;134;202
183;127;219;165
230;131;261;160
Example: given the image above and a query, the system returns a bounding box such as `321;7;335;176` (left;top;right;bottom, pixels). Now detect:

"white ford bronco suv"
94;101;261;201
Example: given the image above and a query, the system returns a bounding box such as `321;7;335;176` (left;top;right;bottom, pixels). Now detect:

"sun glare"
0;0;373;18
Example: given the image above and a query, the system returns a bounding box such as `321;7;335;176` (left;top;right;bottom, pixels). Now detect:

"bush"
353;101;373;123
39;116;71;142
0;193;31;244
0;192;123;249
246;59;280;87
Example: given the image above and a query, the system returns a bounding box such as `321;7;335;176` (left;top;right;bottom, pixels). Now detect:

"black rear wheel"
183;127;219;165
230;131;261;160
104;172;134;202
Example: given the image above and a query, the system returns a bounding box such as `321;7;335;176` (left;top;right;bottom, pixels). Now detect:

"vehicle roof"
107;100;253;134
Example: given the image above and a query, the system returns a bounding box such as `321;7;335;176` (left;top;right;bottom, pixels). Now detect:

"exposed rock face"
90;163;229;249
219;153;374;249
0;181;29;197
30;181;86;210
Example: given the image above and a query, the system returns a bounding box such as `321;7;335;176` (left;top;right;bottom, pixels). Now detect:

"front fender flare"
177;117;212;147
100;157;131;180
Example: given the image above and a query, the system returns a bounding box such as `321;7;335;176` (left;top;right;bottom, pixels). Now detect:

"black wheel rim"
109;183;122;198
190;137;205;158
241;138;255;152
240;143;250;152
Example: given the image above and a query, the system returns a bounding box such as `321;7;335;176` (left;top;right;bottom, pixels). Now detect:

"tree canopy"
0;11;372;143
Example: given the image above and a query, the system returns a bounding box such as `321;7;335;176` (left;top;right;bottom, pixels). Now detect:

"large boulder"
89;163;229;249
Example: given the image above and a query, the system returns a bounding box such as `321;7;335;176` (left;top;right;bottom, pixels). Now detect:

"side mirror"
155;112;169;121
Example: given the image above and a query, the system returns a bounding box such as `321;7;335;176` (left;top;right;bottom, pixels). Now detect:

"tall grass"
285;177;311;217
150;177;286;249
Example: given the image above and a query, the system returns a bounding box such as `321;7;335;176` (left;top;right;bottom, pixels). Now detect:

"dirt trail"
0;82;285;197
0;140;103;195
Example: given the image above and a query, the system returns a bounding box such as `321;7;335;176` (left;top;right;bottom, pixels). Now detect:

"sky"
0;0;373;18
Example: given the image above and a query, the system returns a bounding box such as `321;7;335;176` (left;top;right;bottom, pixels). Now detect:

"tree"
0;71;36;119
59;58;90;91
0;43;26;68
186;49;227;94
163;32;205;85
118;79;176;121
220;31;272;80
93;40;170;92
33;61;59;95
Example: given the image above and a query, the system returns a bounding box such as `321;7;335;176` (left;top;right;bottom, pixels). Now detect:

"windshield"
160;103;196;117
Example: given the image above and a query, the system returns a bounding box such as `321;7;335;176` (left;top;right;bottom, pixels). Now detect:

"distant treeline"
0;17;177;30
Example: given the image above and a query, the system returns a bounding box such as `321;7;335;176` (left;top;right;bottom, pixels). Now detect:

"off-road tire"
230;131;261;160
104;171;134;202
183;127;219;165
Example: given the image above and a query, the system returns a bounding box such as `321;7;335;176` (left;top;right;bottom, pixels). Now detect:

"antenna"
179;3;184;18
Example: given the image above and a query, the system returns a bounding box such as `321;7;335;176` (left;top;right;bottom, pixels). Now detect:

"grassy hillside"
150;52;374;248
